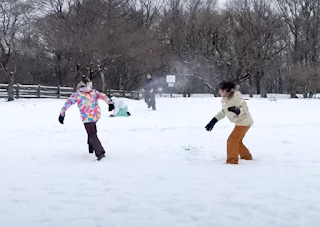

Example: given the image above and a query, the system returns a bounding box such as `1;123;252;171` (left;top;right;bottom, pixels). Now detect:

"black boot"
127;111;131;116
97;153;105;161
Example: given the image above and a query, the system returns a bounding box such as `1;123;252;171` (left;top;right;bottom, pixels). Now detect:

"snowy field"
0;96;320;227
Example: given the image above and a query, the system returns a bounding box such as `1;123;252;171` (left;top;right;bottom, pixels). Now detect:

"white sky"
217;0;227;9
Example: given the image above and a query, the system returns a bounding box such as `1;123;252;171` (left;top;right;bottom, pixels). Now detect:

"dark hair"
218;81;236;92
81;74;91;83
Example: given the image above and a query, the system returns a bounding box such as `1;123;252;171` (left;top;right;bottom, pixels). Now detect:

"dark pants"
144;91;156;110
84;122;105;157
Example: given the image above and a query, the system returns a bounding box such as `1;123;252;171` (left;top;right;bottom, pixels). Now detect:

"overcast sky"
217;0;227;9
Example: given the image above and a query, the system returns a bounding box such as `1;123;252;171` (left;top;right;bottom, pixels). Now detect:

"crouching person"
205;81;254;164
58;82;114;161
109;96;131;117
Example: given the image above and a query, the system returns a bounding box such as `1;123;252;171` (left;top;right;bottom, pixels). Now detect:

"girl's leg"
227;127;241;164
87;124;98;153
150;93;156;110
88;142;94;153
238;126;252;160
239;142;252;160
116;107;129;116
84;122;105;158
144;92;150;107
227;126;250;164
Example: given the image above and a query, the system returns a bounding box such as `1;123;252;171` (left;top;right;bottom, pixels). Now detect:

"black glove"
59;115;64;124
228;106;240;115
205;117;218;131
108;103;115;111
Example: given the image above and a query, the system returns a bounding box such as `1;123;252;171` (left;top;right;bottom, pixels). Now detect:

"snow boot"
97;154;105;161
240;155;253;160
226;160;238;164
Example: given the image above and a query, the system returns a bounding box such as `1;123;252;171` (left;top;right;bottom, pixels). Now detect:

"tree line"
1;0;320;100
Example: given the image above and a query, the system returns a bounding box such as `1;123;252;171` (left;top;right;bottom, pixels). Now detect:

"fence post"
37;84;41;98
57;86;60;99
16;83;20;99
123;89;125;97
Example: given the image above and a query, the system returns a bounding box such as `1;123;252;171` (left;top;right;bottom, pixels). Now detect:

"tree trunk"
56;53;62;85
7;75;14;101
256;76;261;95
303;86;308;98
257;72;267;98
260;89;267;98
249;76;253;98
278;75;283;94
100;71;106;92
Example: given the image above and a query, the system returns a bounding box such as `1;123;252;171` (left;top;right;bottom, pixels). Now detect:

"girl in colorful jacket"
58;82;113;161
205;82;253;164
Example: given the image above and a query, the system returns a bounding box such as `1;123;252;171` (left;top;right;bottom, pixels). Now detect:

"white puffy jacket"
111;97;127;115
215;92;254;126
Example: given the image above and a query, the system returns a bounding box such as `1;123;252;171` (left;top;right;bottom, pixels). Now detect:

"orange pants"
226;126;252;164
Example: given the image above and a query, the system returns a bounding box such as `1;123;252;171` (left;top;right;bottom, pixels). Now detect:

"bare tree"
1;0;319;97
221;0;287;97
277;0;320;97
0;0;33;101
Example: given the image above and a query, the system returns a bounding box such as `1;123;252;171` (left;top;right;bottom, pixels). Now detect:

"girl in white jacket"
205;82;253;164
109;96;131;117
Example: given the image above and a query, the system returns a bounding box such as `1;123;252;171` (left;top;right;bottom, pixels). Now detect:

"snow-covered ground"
0;97;319;227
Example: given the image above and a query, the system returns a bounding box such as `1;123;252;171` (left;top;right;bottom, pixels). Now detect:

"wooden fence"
0;83;141;100
106;89;141;100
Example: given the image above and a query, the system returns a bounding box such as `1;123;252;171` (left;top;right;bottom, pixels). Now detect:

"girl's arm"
96;91;112;104
215;109;226;121
60;92;78;116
